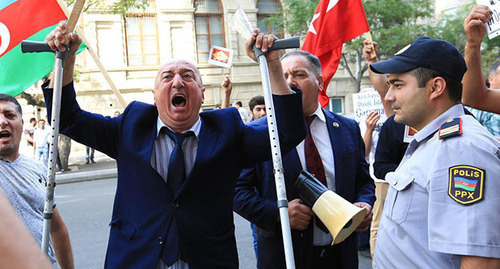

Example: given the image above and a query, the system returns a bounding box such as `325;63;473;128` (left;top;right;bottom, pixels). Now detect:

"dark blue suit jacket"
233;108;375;269
373;115;408;180
43;82;306;268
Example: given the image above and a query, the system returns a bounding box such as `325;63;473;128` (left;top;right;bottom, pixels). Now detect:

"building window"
124;14;159;66
328;97;344;114
194;0;225;63
257;0;283;39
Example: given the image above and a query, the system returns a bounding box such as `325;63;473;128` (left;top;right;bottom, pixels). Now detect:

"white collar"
155;117;202;139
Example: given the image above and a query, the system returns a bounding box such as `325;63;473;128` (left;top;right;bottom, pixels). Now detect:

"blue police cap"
370;36;467;82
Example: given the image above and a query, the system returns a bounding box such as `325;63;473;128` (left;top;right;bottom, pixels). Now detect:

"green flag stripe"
455;184;475;192
0;25;86;97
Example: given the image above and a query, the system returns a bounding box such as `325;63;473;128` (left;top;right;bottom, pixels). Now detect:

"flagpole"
55;0;127;108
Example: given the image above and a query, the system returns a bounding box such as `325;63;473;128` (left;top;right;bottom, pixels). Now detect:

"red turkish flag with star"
302;0;369;108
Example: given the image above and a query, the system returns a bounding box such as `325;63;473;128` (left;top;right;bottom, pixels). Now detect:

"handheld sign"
352;89;386;123
208;46;234;68
476;0;500;39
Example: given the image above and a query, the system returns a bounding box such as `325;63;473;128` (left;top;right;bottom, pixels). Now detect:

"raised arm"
246;29;292;95
462;5;500;113
363;40;393;117
220;76;232;108
363;111;381;157
45;20;82;88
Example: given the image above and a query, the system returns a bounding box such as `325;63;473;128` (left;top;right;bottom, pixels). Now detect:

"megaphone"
295;170;367;245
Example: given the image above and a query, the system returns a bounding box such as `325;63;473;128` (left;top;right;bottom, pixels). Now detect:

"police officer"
369;36;500;268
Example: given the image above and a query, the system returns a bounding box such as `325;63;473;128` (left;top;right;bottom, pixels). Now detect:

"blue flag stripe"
454;177;477;184
0;0;18;11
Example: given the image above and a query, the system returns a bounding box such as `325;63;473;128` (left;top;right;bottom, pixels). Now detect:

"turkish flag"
302;0;369;108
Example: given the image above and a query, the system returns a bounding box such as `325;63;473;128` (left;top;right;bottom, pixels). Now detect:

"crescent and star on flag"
0;22;10;56
308;0;340;35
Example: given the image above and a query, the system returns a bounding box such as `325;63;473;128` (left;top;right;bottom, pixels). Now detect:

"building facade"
65;0;358;117
18;0;471;155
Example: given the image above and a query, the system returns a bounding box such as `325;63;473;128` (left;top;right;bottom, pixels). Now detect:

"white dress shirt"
296;104;336;246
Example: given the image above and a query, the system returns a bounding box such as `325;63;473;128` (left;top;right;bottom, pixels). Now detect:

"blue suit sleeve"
233;166;279;231
373;116;407;180
239;89;306;168
42;81;121;159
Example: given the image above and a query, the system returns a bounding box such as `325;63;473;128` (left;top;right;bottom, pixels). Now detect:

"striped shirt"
468;107;500;138
151;117;201;269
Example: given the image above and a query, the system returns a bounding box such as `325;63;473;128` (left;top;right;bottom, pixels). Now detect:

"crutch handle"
21;41;54;53
253;36;300;58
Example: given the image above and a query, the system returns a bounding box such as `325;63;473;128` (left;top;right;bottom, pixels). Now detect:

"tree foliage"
63;0;149;14
266;0;319;37
361;0;434;58
341;0;434;91
268;0;435;92
435;2;500;76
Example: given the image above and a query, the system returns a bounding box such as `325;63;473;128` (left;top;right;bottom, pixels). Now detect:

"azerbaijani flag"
0;0;84;97
454;177;478;192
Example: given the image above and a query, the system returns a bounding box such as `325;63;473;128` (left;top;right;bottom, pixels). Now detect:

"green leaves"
269;0;500;91
267;0;319;36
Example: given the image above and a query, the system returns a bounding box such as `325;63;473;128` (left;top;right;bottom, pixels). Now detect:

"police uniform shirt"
373;104;500;268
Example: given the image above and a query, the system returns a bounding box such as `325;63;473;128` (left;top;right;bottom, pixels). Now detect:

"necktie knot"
306;115;316;128
162;127;193;145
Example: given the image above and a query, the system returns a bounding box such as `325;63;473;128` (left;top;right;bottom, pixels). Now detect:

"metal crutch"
230;8;301;268
20;0;86;254
253;37;301;269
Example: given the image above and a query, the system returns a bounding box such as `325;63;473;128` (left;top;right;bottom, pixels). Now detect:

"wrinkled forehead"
0;101;18;113
158;60;202;81
282;55;315;74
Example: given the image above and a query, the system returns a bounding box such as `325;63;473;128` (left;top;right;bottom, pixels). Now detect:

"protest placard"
208;46;234;68
352;89;387;123
477;0;500;39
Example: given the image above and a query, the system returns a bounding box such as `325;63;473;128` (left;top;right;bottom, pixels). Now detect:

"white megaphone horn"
295;170;367;245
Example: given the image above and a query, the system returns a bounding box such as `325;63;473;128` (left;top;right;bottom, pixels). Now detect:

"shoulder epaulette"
438;118;462;140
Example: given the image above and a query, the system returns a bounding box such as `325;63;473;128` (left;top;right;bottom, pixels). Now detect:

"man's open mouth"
172;94;186;108
0;131;11;139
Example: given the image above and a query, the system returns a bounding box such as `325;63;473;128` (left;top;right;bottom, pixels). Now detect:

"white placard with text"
352;90;387;123
477;0;500;39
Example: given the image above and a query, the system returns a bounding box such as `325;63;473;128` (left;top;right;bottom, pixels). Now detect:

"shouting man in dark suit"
234;50;375;269
43;21;306;269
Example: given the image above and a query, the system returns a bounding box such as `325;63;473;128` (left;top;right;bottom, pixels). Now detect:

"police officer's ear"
429;76;446;100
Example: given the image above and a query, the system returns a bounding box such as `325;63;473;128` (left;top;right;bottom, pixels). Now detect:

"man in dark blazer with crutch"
43;21;306;269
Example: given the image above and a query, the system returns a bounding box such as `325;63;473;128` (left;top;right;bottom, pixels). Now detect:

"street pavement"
56;178;258;268
55;150;372;268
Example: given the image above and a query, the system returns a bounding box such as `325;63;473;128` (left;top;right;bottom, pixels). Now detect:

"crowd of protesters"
0;4;499;268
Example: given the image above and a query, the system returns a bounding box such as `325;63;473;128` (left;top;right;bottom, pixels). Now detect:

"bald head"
155;60;203;88
152;59;206;133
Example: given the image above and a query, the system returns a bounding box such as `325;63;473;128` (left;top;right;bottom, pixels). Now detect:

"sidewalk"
56;150;117;184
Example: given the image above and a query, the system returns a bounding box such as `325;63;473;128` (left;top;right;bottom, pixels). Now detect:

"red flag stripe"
0;0;65;57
